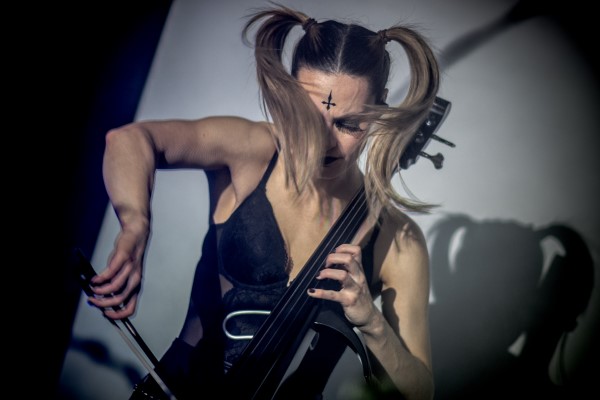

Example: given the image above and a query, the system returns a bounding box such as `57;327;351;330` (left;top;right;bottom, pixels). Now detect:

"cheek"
337;134;364;157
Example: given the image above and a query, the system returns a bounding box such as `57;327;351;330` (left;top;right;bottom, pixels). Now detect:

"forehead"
297;69;372;114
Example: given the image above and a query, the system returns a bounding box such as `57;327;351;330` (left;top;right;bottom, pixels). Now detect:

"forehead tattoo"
321;90;337;110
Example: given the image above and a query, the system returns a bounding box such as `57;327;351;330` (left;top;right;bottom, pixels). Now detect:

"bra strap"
258;151;279;189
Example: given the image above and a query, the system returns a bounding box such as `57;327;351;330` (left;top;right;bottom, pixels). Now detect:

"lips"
323;156;339;166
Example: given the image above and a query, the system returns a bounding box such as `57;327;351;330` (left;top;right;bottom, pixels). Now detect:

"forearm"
103;123;156;229
360;311;434;400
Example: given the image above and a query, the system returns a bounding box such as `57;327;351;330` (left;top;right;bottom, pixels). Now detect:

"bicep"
137;116;273;170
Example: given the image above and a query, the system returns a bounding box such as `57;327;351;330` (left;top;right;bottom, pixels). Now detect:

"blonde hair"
243;3;440;218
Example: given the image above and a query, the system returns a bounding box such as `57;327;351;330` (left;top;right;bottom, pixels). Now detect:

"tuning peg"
431;134;456;148
419;152;444;169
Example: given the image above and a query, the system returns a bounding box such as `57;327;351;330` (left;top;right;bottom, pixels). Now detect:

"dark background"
29;2;173;397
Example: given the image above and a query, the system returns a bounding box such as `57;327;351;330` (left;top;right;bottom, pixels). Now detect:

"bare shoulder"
191;116;276;166
210;116;277;181
375;209;429;284
128;115;276;170
195;116;278;202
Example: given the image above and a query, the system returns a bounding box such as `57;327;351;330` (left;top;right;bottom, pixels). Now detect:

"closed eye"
334;119;365;135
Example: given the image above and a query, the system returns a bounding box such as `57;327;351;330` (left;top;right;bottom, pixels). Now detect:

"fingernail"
308;288;316;293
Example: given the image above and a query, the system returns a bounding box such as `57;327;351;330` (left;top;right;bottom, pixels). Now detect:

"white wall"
60;0;599;398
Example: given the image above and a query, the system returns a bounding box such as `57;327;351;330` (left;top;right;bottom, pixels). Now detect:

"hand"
307;243;378;328
87;225;149;320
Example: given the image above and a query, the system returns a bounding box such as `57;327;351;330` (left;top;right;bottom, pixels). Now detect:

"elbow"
104;123;155;158
105;122;139;147
105;125;128;152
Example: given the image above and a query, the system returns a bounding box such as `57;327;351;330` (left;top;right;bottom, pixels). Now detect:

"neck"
294;166;363;223
314;164;363;196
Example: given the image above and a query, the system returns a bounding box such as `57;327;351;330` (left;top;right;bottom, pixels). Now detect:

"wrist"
116;205;150;227
357;309;386;338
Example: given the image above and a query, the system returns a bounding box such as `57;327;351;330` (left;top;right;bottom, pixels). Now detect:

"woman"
88;4;440;399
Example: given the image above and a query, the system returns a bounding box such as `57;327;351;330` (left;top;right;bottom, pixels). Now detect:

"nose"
325;122;338;150
318;111;336;146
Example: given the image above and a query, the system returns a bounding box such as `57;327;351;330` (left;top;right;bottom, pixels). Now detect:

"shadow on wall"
70;336;142;386
428;214;594;400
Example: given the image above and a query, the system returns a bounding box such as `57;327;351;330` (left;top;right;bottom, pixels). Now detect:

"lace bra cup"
214;152;289;366
216;152;288;289
215;150;378;294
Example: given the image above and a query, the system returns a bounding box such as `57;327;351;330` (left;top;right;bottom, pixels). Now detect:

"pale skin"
89;68;434;399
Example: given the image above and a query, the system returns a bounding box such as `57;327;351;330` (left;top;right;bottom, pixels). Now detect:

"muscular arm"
89;116;275;319
311;214;433;399
362;217;434;399
102;116;272;229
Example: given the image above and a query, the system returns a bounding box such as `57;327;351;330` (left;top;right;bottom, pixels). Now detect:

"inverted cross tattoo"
321;90;336;110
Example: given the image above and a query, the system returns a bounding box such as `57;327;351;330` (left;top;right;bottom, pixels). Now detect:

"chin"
318;162;349;181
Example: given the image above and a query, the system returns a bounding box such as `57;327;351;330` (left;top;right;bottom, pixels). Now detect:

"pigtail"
242;5;327;193
362;25;441;215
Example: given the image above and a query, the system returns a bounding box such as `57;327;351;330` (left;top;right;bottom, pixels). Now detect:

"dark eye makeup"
334;119;364;135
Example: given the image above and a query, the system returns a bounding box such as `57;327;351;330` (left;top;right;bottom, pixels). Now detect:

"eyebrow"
332;109;367;122
333;115;357;122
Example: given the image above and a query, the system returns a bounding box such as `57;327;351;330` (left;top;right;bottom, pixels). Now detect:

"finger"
325;252;354;269
87;289;125;310
334;243;361;257
317;267;348;283
317;268;363;298
325;252;364;278
91;250;129;285
307;287;342;301
89;282;140;318
91;270;141;311
101;294;138;320
307;286;358;309
92;259;137;297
